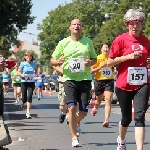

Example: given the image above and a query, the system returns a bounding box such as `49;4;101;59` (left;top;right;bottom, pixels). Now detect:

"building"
11;40;41;58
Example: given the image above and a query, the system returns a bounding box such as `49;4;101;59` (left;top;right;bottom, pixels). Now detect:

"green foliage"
0;0;35;49
38;0;150;62
14;50;39;64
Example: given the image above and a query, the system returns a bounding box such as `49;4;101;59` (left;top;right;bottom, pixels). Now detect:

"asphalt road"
1;90;150;150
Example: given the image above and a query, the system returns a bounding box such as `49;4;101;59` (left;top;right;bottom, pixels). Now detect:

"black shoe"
59;114;66;123
20;104;25;110
38;98;40;100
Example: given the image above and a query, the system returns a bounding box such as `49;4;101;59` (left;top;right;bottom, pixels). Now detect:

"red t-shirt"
109;32;150;91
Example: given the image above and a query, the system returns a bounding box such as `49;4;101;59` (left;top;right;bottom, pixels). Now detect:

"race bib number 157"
127;67;147;85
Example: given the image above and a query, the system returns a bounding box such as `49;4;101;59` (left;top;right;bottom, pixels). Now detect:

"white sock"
27;110;30;114
62;112;66;115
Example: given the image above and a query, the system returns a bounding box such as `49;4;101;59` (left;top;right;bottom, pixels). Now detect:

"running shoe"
103;119;109;127
38;96;40;100
17;96;20;102
26;113;32;119
91;108;98;116
20;104;25;110
4;93;7;97
15;100;18;103
117;136;126;150
66;115;69;124
59;114;66;123
72;138;79;147
77;125;81;137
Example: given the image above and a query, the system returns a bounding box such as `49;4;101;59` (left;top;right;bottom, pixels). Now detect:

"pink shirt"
109;33;150;91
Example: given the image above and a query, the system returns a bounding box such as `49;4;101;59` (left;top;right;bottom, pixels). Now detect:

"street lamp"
104;13;116;19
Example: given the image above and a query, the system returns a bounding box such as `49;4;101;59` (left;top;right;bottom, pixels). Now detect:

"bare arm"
91;61;107;74
85;58;97;67
50;56;65;67
52;66;63;75
107;51;142;66
11;75;15;80
17;68;24;77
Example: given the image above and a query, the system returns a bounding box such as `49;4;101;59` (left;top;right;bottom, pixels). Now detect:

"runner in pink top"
107;9;150;150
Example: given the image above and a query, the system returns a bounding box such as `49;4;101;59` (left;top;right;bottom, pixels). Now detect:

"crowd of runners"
1;8;150;150
51;9;150;150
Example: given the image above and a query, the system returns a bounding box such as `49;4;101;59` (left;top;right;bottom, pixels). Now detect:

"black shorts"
3;82;9;86
94;79;114;96
63;80;91;105
13;83;21;87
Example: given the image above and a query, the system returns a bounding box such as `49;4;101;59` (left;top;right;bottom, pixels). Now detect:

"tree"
14;50;38;64
98;0;150;45
0;0;35;54
38;0;150;60
38;0;105;64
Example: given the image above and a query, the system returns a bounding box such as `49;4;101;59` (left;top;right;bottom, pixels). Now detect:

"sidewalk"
0;115;9;147
0;89;11;147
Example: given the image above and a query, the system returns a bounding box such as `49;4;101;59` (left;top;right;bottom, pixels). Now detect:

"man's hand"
57;54;65;66
84;56;92;67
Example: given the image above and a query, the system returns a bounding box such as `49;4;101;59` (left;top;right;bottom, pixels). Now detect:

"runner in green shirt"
51;18;97;147
11;63;21;103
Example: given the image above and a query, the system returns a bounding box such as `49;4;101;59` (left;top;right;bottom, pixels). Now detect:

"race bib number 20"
68;58;85;73
127;67;147;85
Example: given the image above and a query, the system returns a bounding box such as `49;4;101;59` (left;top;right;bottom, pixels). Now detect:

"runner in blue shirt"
2;68;10;96
17;51;37;119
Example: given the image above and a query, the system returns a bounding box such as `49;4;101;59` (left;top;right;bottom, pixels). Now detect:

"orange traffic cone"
132;100;134;119
44;90;47;94
49;87;52;96
89;92;95;108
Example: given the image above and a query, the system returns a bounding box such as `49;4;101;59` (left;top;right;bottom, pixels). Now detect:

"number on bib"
101;67;112;78
69;58;85;73
127;67;147;85
15;76;21;81
3;79;9;82
25;74;34;82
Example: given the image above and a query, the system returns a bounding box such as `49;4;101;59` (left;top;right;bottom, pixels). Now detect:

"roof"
13;41;24;53
11;40;41;57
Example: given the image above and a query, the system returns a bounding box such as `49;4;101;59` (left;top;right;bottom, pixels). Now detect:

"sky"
18;0;72;43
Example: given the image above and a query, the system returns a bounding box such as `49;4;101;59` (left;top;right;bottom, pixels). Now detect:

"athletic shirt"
2;73;10;82
52;36;97;81
109;32;150;91
93;54;114;80
11;69;21;83
36;73;45;84
19;61;37;82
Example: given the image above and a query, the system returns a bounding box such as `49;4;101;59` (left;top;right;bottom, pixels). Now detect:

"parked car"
50;75;59;90
43;75;51;90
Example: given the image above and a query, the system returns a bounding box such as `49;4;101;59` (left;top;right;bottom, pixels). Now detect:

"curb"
0;115;9;146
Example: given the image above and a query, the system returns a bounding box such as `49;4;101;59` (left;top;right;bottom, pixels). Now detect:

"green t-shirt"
11;69;21;83
52;36;97;81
